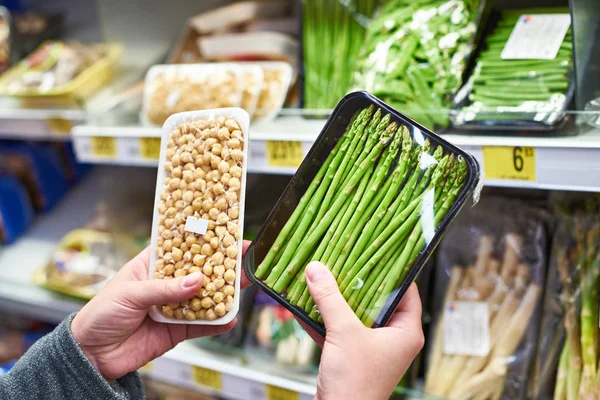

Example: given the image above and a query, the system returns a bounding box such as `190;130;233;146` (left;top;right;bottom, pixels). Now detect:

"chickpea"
221;173;231;186
203;230;215;241
217;127;230;140
214;264;225;277
226;245;238;259
185;310;197;321
174;269;187;278
215;226;227;238
203;264;213;276
190;298;202;311
213;278;225;289
174;308;184;320
191;243;201;254
213;292;224;304
180;242;189;252
208;207;220;220
192;197;203;212
227;222;239;237
212;252;225;266
202;199;214;212
229;165;242;178
205;309;217;321
183;162;195;171
201;243;214;257
196;309;206;320
218;160;229;174
168;178;180;191
163;264;175;276
173;237;183;248
181;151;193;164
174;261;184;270
193;168;206;180
201;297;214;309
222;234;235;248
157;203;167;214
183;191;194;204
227;138;241;149
229;177;241;191
205;282;216;293
224;269;236;284
231;130;243;140
225;191;238;204
210;236;220;249
224;258;236;270
213;183;225;195
175;200;185;211
155;259;165;269
162;306;174;318
223;284;235;297
228;206;239;220
212;143;223;157
231;149;243;161
216;212;230;225
193;254;206;267
214;303;226;317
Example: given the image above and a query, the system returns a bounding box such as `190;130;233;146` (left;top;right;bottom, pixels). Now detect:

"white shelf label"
501;14;571;60
443;301;490;356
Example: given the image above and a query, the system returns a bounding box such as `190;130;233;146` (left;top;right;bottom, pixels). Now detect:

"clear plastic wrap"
425;197;550;400
252;61;293;120
452;8;574;130
530;196;600;400
246;292;320;368
148;108;249;325
245;91;480;336
352;0;483;129
142;64;244;126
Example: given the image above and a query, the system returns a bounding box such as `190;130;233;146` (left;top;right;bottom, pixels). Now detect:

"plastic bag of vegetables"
530;195;600;400
425;197;550;400
452;8;574;131
352;0;486;129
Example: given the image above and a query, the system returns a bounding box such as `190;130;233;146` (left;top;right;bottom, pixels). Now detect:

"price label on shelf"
265;385;299;400
266;141;304;167
191;366;222;391
139;137;161;159
90;136;117;157
47;118;73;135
482;146;536;182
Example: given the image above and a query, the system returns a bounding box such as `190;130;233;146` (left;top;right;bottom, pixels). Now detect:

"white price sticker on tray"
501;14;571;60
443;301;490;356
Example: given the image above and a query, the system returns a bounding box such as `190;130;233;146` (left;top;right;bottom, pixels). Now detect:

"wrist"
70;314;104;380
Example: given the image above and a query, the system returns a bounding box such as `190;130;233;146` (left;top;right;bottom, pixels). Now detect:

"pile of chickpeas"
153;116;244;321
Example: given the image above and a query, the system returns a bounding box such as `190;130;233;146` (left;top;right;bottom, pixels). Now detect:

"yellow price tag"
482;146;536;181
139;137;161;159
139;362;152;373
90;136;117;157
191;366;222;391
47;118;73;135
265;385;299;400
266;141;304;167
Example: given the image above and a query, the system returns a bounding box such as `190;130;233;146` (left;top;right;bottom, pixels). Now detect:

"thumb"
305;262;360;332
124;272;204;309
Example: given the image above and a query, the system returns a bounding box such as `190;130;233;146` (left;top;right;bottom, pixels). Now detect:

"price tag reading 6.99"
482;146;536;182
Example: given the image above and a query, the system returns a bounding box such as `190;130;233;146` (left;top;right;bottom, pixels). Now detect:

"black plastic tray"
245;91;481;336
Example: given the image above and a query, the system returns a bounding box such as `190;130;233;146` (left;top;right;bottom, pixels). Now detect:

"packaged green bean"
245;91;481;336
352;0;487;130
452;8;575;131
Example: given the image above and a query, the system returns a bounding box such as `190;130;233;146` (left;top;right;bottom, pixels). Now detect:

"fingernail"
181;272;202;288
306;262;328;283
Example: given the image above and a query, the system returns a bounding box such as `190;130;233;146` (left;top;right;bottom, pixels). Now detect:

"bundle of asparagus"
352;0;481;129
536;198;600;400
454;8;573;127
425;198;548;400
254;104;470;327
302;0;377;109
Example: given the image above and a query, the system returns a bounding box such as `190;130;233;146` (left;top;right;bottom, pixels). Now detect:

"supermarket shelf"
72;117;600;191
142;341;316;400
0;98;85;141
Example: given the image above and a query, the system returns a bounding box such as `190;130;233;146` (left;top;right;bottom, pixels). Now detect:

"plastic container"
240;64;264;118
148;108;249;325
142;63;244;126
253;61;293;121
244;91;481;336
0;41;121;101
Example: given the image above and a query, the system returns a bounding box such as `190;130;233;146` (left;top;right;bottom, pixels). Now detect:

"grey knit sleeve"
0;314;145;400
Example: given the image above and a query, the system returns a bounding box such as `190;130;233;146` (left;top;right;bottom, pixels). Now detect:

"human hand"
71;241;251;381
303;261;424;400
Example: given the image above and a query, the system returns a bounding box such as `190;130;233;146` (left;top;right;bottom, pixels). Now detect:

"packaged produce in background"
353;0;484;129
0;143;69;212
245;91;480;336
302;0;378;110
206;285;258;347
452;8;574;131
143;62;293;126
0;40;121;100
425;197;550;400
149;109;249;325
246;292;320;368
530;196;600;400
0;174;34;245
